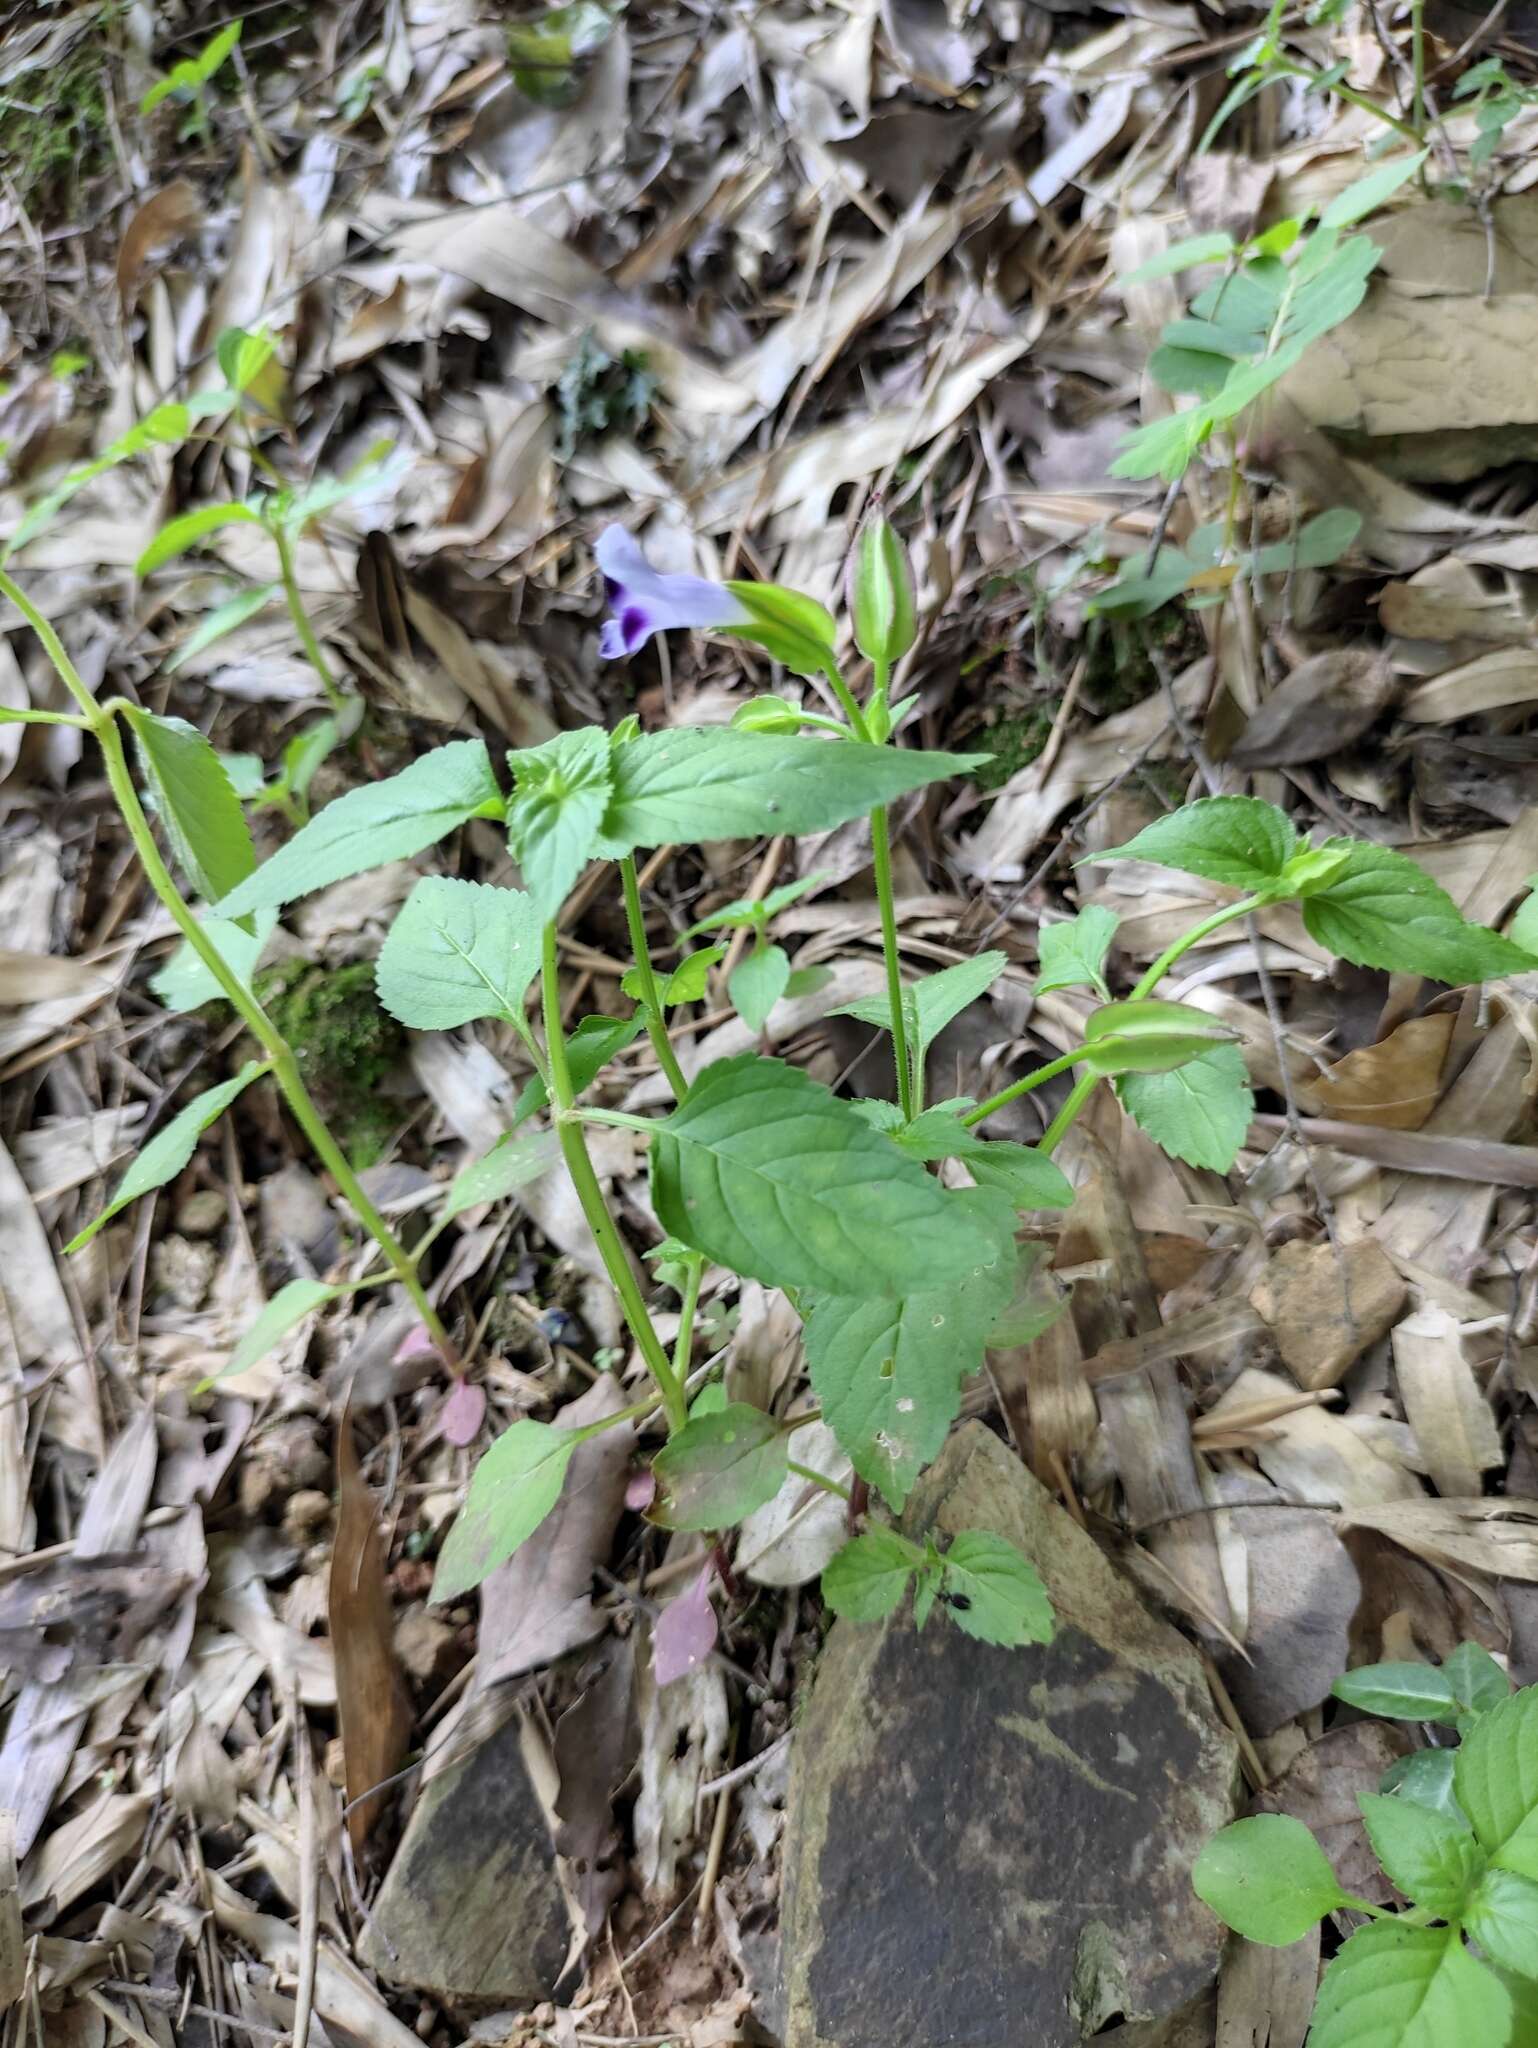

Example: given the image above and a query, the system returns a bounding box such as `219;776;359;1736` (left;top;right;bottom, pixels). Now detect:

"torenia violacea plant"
6;504;1533;1676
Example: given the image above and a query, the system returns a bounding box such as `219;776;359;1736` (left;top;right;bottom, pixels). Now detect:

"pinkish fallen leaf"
625;1466;656;1512
653;1566;717;1686
393;1322;437;1364
441;1378;486;1446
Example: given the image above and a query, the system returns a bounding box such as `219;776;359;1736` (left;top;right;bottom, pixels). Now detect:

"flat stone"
1250;1238;1405;1392
360;1697;570;2003
780;1425;1238;2048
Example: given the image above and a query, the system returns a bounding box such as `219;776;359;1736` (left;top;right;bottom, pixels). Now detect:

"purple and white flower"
595;523;749;659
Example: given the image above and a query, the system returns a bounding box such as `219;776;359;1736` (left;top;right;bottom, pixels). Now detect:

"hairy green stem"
274;525;346;714
960;1048;1084;1128
869;805;917;1120
541;924;688;1434
620;855;690;1102
821;662;871;741
94;709;454;1361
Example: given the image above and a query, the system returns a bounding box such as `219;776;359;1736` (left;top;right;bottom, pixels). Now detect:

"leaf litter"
5;0;1538;2042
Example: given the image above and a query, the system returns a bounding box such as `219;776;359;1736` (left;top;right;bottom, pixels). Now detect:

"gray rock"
361;1697;571;2002
780;1424;1238;2048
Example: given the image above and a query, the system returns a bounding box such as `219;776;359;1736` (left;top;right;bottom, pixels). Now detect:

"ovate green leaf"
216;739;501;919
1466;1869;1538;1978
833;950;1008;1052
431;1420;579;1601
505;726;613;922
1358;1794;1482;1919
1445;1641;1513;1717
1456;1687;1538;1882
124;708;257;905
376;876;542;1030
204;1277;343;1388
1192;1814;1346;1944
729;944;791;1034
1094;795;1298;892
150;908;276;1014
1037;907;1119;997
1319;151;1427;229
439;1130;558;1225
939;1531;1054;1647
136;501;260;576
600;729;983;852
1116;1041;1254;1171
66;1061;266;1251
1334;1661;1464;1725
821;1527;919;1621
650;1055;988;1299
1301;842;1534;986
1309;1923;1509;2048
650;1403;788;1529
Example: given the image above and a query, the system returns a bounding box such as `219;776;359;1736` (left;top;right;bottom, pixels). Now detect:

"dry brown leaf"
330;1409;413;1861
1339;1498;1538;1580
1391;1305;1504;1499
115;180;203;312
1298;1013;1455;1131
1402;647;1538;724
1227;649;1396;768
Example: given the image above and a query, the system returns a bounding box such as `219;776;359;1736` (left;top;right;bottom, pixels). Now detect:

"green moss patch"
258;960;404;1168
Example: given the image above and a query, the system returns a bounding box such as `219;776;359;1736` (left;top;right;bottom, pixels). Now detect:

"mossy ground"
1;16;113;208
257;960;403;1168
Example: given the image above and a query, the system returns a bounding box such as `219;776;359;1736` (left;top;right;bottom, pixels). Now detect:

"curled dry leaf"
116;179;204;312
1297;1012;1455;1131
330;1408;413;1861
1227;649;1397;768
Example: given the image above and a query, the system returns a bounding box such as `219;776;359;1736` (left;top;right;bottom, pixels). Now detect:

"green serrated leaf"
66;1061;266;1252
833;951;1008;1054
137;501;260;576
1301;841;1535;986
432;1419;580;1601
203;1277;342;1389
165;581;281;672
1094;795;1298;892
1116;1041;1254;1171
439;1129;559;1225
1192;1813;1346;1944
1359;1793;1483;1919
803;1187;1020;1508
150;907;276;1015
505;726;613;922
650;1403;788;1530
1456;1687;1538;1882
124;708;257;906
1309;1922;1510;2048
1446;1642;1513;1717
650;1055;989;1300
730;944;791;1034
215;739;501;920
1335;1662;1465;1725
939;1531;1054;1647
376;876;542;1031
1037;907;1119;996
599;729;982;853
821;1527;920;1621
1467;1869;1538;1978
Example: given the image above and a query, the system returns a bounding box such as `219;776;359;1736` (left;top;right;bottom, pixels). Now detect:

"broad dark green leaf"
650;1403;788;1529
1192;1814;1346;1945
650;1054;987;1299
939;1531;1054;1647
216;739;501;919
1358;1793;1482;1919
1456;1687;1538;1882
821;1528;918;1621
1116;1042;1254;1171
1094;795;1298;892
803;1187;1020;1507
1309;1922;1509;2048
505;726;613;922
1301;842;1534;986
892;1108;1073;1211
599;729;983;852
376;876;542;1030
432;1419;580;1601
66;1061;266;1252
125;707;257;905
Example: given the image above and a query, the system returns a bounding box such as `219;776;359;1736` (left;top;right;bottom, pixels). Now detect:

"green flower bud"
847;512;917;668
